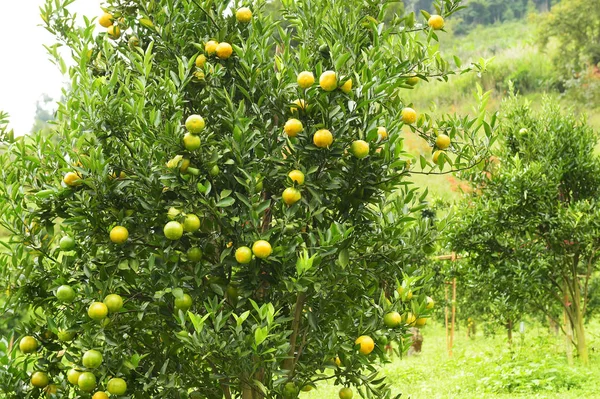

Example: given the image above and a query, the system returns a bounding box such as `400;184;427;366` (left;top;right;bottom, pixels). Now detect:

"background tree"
448;95;600;365
0;0;496;398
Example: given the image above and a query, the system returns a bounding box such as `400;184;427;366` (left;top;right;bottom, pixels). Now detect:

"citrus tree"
0;0;496;397
448;95;600;365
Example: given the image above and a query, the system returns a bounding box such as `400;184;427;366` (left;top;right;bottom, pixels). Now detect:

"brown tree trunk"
506;319;513;346
282;292;306;373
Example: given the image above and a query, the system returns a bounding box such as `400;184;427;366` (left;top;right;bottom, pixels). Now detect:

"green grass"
305;321;600;399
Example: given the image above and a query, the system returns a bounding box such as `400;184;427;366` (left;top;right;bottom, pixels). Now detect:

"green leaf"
216;197;235;207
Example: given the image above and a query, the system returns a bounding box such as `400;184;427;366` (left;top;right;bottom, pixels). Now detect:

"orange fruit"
63;172;81;187
383;311;402;328
339;387;353;399
236;7;252;23
377;126;388;140
67;369;81;385
284;119;303;137
216;42;233;59
195;54;206;68
82;349;103;369
252;240;272;259
401;107;417;124
428;15;445;30
319;70;337;91
355;335;375;355
185;115;205;134
235;246;253;264
340;79;352;94
313;129;333;148
297;71;315;89
426;296;435;309
288;170;304;185
436;134;451;150
433;150;445;165
164;221;184;240
19;336;38;353
77;372;96;392
175;293;192;311
92;392;109;399
183;214;201;233
350;140;369;159
109;226;129;244
103;294;123;312
290;99;307;113
107;25;121;39
282;187;301;206
98;13;113;28
205;40;219;55
88;302;108;320
31;371;49;388
107;377;127;395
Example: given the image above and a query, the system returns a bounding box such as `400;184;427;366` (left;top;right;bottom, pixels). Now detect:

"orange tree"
0;0;496;397
448;96;600;365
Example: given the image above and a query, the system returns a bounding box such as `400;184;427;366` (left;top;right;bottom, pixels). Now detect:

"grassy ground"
305;321;600;399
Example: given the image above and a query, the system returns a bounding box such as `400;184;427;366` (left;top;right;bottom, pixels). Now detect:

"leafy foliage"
0;0;496;397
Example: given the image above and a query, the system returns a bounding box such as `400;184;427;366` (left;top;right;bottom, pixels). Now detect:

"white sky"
0;1;101;134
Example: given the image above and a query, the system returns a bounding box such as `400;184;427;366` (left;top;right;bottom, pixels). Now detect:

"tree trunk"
506;319;513;346
563;286;574;366
282;292;306;373
571;272;589;365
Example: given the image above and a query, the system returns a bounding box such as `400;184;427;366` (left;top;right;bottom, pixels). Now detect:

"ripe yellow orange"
313;129;333;148
340;79;352;94
107;25;121;39
67;369;81;385
405;312;417;326
319;70;337;91
282;187;301;206
377;126;388;140
19;336;38;353
290;99;307;113
355;335;375;355
401;107;417;124
236;7;252;23
436;134;451;150
339;387;353;399
415;317;427;327
216;42;233;59
350;140;369;159
432;150;445;165
235;246;253;264
92;392;109;399
334;356;342;367
252;240;272;259
426;296;435;310
195;54;206;68
428;15;445;30
185;114;205;134
88;302;108;320
288;170;305;185
110;226;129;244
98;12;113;28
284;119;303;137
31;371;49;388
297;71;315;89
63;172;81;187
205;40;219;55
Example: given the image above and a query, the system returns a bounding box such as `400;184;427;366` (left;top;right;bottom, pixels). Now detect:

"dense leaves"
0;0;496;397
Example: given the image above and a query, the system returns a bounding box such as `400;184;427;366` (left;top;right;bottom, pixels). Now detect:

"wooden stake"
445;282;450;356
451;277;456;357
